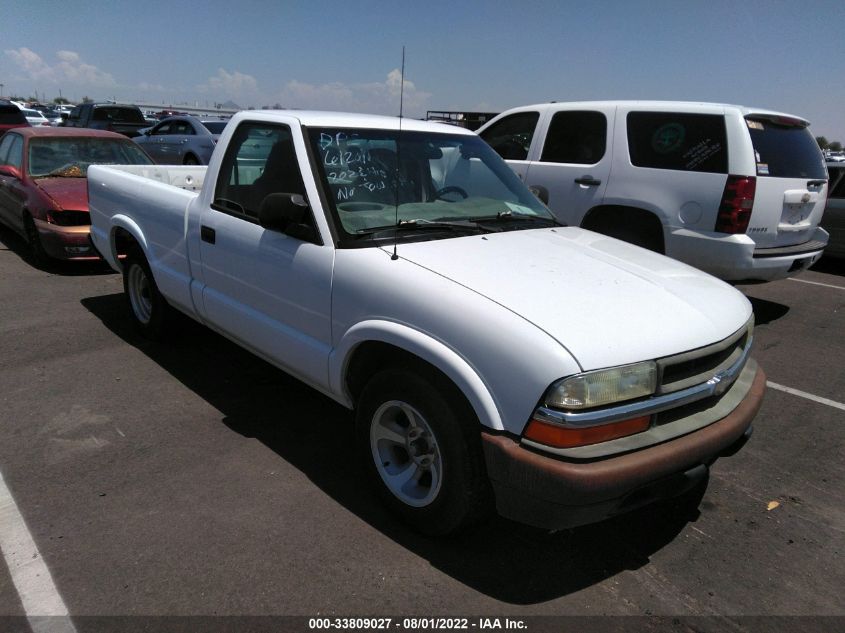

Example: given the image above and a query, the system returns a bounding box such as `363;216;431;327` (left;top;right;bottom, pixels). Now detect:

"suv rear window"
627;112;727;174
747;118;826;179
0;105;26;124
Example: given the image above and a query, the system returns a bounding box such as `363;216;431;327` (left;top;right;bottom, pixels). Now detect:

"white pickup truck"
88;110;765;535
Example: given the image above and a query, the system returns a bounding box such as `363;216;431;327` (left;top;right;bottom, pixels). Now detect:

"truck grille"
656;319;752;395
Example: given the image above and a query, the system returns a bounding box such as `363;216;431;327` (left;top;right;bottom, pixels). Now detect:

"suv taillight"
716;175;756;234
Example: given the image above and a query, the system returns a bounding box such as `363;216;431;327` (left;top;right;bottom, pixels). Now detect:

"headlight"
546;361;657;410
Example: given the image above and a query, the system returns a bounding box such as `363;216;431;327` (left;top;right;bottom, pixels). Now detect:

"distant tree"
53;97;70;105
829;141;843;152
816;136;829;149
82;96;93;103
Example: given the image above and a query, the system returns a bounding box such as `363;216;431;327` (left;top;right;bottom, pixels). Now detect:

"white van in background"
478;101;829;282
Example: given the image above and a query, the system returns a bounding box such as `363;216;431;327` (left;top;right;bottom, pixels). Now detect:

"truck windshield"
308;128;553;238
28;137;153;177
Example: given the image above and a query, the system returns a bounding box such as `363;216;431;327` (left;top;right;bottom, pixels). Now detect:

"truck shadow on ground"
82;292;705;605
810;255;845;277
745;296;789;326
0;224;114;276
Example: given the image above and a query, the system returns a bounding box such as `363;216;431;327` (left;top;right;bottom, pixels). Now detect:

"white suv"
478;101;829;282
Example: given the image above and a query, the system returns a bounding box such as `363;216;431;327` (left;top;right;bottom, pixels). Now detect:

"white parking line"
788;278;845;291
767;381;845;412
0;470;77;633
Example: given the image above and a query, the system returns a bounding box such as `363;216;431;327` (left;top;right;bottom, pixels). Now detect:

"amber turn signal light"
523;415;651;448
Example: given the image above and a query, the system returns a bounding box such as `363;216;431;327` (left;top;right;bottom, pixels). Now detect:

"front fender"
329;320;505;431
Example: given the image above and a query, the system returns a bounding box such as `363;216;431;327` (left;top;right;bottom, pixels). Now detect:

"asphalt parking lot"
0;225;842;633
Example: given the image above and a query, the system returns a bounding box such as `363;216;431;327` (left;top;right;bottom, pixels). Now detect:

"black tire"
122;244;171;339
23;213;50;267
607;224;664;253
355;367;493;536
666;472;709;520
183;154;200;165
582;208;665;254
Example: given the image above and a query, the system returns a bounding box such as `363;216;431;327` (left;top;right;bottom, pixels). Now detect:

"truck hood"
391;227;752;371
35;177;88;211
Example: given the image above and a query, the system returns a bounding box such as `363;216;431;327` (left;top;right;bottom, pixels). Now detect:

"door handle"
574;176;602;186
201;225;216;244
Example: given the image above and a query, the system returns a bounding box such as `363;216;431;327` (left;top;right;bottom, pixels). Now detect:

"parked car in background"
133;115;228;165
0;100;30;138
20;108;52;127
61;102;149;138
478;101;829;282
822;161;845;257
0;127;153;263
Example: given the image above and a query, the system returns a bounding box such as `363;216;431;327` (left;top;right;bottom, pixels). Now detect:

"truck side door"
195;120;334;390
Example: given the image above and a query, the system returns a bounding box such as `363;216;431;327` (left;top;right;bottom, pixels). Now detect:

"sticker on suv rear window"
757;163;770;175
651;123;685;154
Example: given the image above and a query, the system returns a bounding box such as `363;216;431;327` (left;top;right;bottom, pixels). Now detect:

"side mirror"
0;165;21;180
528;185;549;205
258;193;317;242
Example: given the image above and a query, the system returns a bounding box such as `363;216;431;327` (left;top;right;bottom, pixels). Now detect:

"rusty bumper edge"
481;365;767;529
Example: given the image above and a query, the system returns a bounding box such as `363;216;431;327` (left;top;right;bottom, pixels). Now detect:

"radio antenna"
398;46;406;120
391;46;405;261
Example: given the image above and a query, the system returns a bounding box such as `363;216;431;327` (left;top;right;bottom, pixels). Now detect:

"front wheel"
122;245;171;339
24;213;50;267
356;367;493;535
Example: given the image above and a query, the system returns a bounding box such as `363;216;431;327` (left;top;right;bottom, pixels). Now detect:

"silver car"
822;161;845;257
133;115;229;165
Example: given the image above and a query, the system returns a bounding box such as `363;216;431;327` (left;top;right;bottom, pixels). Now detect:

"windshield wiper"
471;211;563;228
356;218;488;239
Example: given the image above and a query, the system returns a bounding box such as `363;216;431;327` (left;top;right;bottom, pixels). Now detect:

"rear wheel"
583;207;665;253
355;367;493;535
122;245;171;339
183;154;200;165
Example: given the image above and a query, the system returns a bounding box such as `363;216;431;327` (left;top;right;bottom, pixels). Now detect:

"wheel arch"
581;204;666;253
331;321;504;431
109;216;149;271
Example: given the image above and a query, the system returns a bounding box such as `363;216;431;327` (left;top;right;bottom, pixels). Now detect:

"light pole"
0;84;4;98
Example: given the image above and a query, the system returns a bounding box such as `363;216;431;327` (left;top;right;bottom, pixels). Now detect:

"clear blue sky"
3;0;844;141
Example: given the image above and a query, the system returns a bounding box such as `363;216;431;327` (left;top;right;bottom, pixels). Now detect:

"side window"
4;135;24;168
68;106;81;122
627;112;728;173
214;122;306;222
540;111;607;164
173;121;194;135
0;134;14;164
151;122;172;136
479;111;540;161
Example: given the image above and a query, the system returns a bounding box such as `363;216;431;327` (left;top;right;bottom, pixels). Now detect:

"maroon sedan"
0;127;153;262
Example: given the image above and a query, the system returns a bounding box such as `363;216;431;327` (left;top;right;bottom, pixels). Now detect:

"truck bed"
88;164;208;316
